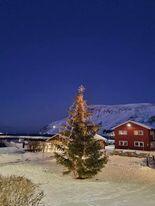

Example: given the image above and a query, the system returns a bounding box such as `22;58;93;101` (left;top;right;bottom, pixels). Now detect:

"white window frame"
119;141;128;146
134;130;144;136
134;141;144;148
119;130;128;135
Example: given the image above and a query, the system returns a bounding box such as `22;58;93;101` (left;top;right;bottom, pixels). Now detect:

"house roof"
46;133;107;142
46;134;70;141
94;134;107;142
112;120;155;130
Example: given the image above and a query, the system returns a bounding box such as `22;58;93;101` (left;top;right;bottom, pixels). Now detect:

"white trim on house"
112;120;151;130
118;130;128;135
134;130;144;136
119;140;128;146
134;141;144;148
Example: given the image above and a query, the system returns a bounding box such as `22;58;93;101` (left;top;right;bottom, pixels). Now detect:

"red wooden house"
113;120;155;151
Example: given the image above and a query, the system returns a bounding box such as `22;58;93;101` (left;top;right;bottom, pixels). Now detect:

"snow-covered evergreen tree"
54;85;108;179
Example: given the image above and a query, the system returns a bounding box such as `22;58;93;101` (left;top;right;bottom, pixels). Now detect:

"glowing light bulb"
127;123;131;127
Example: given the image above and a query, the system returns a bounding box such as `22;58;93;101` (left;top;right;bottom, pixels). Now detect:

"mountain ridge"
40;103;155;135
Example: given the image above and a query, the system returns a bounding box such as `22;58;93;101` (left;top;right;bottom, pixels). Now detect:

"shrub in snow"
0;175;44;206
27;141;45;152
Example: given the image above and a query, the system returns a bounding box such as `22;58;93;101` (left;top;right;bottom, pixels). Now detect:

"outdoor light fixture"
127;123;131;127
53;125;56;129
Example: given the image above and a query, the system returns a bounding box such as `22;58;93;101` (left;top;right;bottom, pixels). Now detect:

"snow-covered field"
0;147;155;206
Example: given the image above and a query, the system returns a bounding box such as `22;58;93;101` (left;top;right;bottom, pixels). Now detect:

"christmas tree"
54;85;108;179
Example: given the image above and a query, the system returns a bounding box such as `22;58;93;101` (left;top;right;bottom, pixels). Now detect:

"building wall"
114;122;153;151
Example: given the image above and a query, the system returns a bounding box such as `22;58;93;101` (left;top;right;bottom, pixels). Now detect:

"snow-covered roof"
46;134;69;141
112;120;154;130
46;133;107;142
94;134;107;142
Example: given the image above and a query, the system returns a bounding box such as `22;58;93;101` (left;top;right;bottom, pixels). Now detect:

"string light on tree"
54;85;108;179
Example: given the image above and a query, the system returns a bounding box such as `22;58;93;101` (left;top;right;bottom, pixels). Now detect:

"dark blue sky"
0;0;155;133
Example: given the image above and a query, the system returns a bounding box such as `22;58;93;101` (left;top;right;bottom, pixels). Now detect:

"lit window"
134;141;144;147
134;130;144;136
119;130;127;135
119;141;128;146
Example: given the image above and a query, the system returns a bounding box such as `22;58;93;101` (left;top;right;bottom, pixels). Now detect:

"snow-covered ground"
0;147;155;206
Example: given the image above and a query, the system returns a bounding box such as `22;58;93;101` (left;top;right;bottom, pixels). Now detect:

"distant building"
26;133;107;153
43;133;107;152
94;134;107;149
113;120;155;151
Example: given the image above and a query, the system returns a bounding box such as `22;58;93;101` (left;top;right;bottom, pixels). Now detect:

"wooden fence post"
146;156;149;167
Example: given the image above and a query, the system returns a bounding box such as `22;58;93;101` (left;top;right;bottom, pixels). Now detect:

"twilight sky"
0;0;155;133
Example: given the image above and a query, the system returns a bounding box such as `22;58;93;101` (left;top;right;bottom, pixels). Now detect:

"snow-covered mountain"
40;103;155;135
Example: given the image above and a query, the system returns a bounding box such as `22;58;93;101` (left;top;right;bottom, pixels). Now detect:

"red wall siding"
114;122;152;151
